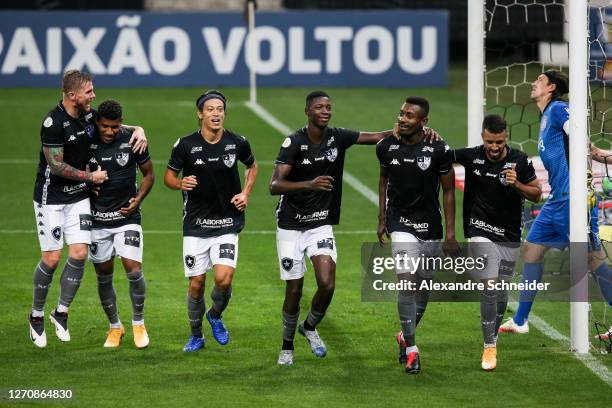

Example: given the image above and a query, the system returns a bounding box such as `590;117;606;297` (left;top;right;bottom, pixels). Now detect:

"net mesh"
484;0;612;351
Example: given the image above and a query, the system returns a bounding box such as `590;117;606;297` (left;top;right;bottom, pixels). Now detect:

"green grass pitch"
0;67;609;406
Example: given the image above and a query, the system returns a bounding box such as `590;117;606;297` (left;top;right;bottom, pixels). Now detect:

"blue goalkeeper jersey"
538;99;569;202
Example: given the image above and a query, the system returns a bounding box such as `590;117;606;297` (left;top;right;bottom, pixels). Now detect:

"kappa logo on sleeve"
124;230;141;248
219;243;236;260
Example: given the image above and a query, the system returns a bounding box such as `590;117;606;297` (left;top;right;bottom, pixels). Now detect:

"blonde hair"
62;69;93;93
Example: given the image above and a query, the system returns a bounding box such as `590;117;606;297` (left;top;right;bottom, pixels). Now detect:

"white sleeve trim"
563;120;569;136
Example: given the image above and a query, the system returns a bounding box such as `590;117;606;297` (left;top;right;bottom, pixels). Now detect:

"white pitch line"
244;100;379;205
0;159;275;166
0;229;373;235
508;302;611;386
246;99;611;387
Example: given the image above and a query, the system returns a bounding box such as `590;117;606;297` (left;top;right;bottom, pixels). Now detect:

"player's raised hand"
423;126;442;143
310;175;334;191
501;164;517;187
120;197;140;216
377;221;389;245
129;126;148;154
180;175;198;191
89;165;108;185
230;192;249;211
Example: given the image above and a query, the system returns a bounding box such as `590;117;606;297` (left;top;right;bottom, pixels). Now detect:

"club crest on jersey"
52;226;61;241
498;172;508;186
417;156;431;170
281;257;293;271
90;242;98;255
115;152;129;166
325;148;338;162
223;153;236;167
184;255;196;269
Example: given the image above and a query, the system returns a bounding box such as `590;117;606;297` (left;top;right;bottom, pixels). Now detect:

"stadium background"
0;0;609;406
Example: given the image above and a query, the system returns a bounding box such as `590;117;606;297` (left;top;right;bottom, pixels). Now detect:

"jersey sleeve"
135;146;151;165
551;103;569;131
452;148;472;167
437;142;453;174
275;136;299;165
376;139;387;168
40;114;64;147
517;154;537;184
336;127;360;150
237;136;255;166
167;138;186;172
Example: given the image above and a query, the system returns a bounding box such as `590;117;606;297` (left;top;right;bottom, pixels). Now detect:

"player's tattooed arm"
43;146;107;184
123;125;148;154
377;166;389;244
231;160;258;211
269;163;333;194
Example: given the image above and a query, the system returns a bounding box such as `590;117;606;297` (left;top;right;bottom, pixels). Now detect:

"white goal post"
467;0;591;354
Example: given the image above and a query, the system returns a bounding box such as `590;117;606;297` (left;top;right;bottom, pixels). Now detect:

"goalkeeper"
499;70;612;334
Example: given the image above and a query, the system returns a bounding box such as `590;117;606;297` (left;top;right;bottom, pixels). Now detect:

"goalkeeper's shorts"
526;198;600;251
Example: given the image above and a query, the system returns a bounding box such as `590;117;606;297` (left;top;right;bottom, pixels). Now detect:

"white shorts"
183;234;239;277
390;231;442;277
468;236;519;280
276;225;337;281
34;199;92;251
89;224;143;263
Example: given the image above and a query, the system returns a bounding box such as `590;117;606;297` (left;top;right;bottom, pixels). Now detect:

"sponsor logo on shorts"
219;243;236;260
499;259;515;275
281;257;293;271
185;255;196;269
52;226;61;241
79;214;92;231
90;242;98;255
317;238;334;250
124;230;141;248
